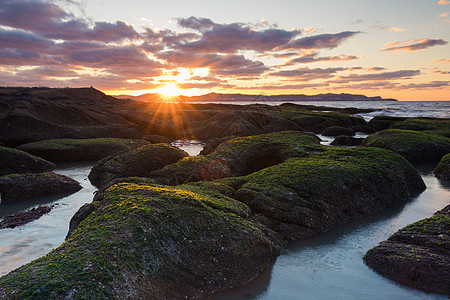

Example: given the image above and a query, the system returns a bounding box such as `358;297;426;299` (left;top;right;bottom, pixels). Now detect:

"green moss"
434;153;450;179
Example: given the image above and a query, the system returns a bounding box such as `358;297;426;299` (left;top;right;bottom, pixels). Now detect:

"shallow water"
171;139;205;156
0;162;96;276
213;167;450;300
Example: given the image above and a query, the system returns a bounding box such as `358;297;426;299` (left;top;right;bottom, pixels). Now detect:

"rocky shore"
0;87;449;298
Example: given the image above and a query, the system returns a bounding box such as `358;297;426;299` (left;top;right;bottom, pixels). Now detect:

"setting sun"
154;82;184;97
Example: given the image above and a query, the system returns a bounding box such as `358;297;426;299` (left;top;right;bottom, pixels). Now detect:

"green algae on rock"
88;144;189;188
434;153;450;180
321;126;355;137
361;129;450;164
0;172;81;203
364;205;450;296
0;146;55;176
0;182;282;299
17;138;150;163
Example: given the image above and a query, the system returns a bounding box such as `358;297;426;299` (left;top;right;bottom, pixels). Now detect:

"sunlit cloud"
281;50;361;66
438;0;450;5
439;12;449;17
389;27;406;32
280;31;360;50
381;38;448;51
332;70;420;83
435;58;450;64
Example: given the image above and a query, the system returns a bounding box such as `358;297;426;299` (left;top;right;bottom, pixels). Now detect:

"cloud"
439;12;449;17
435;58;450;64
389;27;406;32
280;31;360;50
172;17;299;53
381;39;448;51
332;70;420;83
239;82;329;90
438;0;450;5
398;81;449;89
282;50;361;65
270;67;345;80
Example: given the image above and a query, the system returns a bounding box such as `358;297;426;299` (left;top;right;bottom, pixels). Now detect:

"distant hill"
115;92;397;102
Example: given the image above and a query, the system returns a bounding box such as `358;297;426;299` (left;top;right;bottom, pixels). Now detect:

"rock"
0;181;282;299
330;136;364;146
433;153;450;180
0;131;426;299
66;203;95;238
361;129;450;164
364;205;450;296
351;124;378;134
141;134;172;144
0;205;52;229
88;144;189;187
17;138;150;163
199;136;236;155
0;172;81;203
0;146;55;176
390;117;450;137
367;116;408;131
322;126;355;137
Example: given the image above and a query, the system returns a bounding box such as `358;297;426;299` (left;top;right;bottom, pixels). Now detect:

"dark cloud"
172;17;299;53
240;82;329;90
158;51;269;76
398;81;449;89
270;67;345;79
0;28;54;51
282;51;360;65
332;70;420;83
381;39;448;52
0;48;41;65
280;31;360;50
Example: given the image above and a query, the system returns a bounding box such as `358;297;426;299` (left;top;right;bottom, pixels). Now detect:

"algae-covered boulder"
0;146;55;176
226;146;425;241
0;181;282;299
361;129;450;164
364;205;450;296
0;172;81;203
88;144;189;187
330;136;364;146
390;117;450;137
322;126;355;137
351;124;377;134
17;138;150;163
433;153;450;179
367;116;407;131
151;156;231;185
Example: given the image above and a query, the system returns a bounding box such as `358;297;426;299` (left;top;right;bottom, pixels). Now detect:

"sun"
156;82;184;97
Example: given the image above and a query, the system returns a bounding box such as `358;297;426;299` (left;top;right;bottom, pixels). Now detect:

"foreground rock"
433;153;450;180
0;146;55;176
361;129;450;164
321;126;355;137
0;172;81;203
88;144;189;187
0;205;52;229
17;138;150;163
0;131;426;299
364;205;450;296
330;136;364;146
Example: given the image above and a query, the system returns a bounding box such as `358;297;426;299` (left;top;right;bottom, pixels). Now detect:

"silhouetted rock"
364;205;450;296
0;146;55;176
0;172;81;203
351;124;378;134
17;138;150;163
367;116;407;131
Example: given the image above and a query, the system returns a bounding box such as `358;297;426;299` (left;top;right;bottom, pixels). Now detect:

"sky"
0;0;449;100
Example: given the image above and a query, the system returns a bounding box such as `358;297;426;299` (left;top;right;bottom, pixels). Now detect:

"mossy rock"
361;129;450;164
0;182;282;299
88;144;189;188
390;117;450;136
322;126;355;137
0;146;55;176
199;136;236;155
351;124;377;134
0;172;81;203
367;116;407;131
364;205;450;296
330;136;364;146
225;145;425;241
151;156;231;185
17;138;150;163
434;153;450;180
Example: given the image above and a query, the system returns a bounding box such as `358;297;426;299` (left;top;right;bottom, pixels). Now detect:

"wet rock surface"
0;172;81;203
364;205;450;296
0;205;53;229
330;135;364;146
322;126;355;137
433;153;450;180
